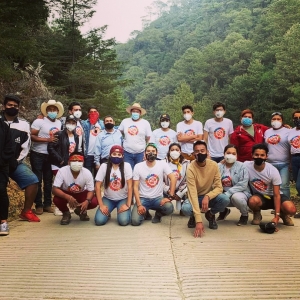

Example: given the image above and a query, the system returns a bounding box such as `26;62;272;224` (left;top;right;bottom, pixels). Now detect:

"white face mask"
70;161;83;172
271;120;282;129
161;121;170;129
224;154;237;164
73;111;82;119
215;111;225;118
170;150;180;160
66;124;76;132
183;113;192;121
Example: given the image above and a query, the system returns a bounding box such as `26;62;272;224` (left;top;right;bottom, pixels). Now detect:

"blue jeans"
9;163;39;190
30;151;53;208
131;196;174;226
84;155;96;177
291;156;300;195
211;156;224;163
181;194;230;216
94;197;131;226
124;151;144;170
272;163;290;198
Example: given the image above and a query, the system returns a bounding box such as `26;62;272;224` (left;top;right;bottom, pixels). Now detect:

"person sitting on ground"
52;152;98;225
181;141;230;237
94;145;132;226
131;143;176;226
217;144;251;226
244;143;296;227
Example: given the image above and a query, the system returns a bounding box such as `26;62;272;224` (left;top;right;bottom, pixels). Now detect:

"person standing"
176;105;203;161
203;102;234;162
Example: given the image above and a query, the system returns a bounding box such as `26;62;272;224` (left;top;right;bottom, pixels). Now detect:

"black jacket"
47;130;81;167
0;118;15;171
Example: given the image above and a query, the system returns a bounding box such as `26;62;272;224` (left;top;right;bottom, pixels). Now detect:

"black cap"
160;114;170;121
259;222;276;234
66;114;76;122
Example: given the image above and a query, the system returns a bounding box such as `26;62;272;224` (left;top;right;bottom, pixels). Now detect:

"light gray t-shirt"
288;127;300;155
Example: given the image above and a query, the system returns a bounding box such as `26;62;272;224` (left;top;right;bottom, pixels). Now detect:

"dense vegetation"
117;0;300;127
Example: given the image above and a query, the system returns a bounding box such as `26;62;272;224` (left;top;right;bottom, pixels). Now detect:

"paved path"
1;207;300;300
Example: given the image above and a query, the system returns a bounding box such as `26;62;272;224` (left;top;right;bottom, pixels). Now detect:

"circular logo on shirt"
251;179;267;192
68;183;82;193
49;127;59;135
221;175;232;187
172;169;182;181
159;135;171;146
290;135;300;149
128;125;138;136
69;142;76;154
90;127;101;137
184;129;195;136
109;176;122;191
76;126;83;136
267;134;281;145
214;127;225;139
145;174;159;188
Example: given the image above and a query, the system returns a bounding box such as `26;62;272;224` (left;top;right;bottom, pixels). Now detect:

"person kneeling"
52;152;97;225
94;145;132;226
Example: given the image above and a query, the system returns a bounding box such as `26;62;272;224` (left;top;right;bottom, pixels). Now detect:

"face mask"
73;111;82;119
110;156;123;164
184;113;192;121
66;124;76;132
271;120;282;129
132;112;140;121
105;123;114;130
241;117;253;126
161;121;170;129
294;119;300;128
224;154;237;164
215;111;225;118
254;158;266;166
88;111;99;125
5;107;19;116
47;111;58;120
170;150;180;160
146;153;157;162
70;161;83;172
196;153;207;163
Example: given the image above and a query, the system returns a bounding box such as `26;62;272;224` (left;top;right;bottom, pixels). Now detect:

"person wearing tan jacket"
181;141;229;237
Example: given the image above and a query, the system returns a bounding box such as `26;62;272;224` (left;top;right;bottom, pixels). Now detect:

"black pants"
0;166;9;220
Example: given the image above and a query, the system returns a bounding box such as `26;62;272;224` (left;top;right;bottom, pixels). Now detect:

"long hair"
104;159;125;189
167;142;184;163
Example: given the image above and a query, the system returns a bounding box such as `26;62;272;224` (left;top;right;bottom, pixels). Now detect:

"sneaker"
54;206;63;216
0;222;9;236
19;209;40;222
43;206;54;213
205;210;218;229
251;211;262;225
67;203;74;214
152;212;162;223
294;212;300;218
237;215;248;226
144;210;152;220
60;211;71;225
74;207;90;221
280;213;294;226
216;208;231;221
187;215;196;228
35;207;43;215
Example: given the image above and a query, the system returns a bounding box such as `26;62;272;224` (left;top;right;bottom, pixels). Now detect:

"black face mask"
5;107;19;116
146;153;157;162
293;118;300;128
104;123;114;130
196;153;207;163
254;158;266;166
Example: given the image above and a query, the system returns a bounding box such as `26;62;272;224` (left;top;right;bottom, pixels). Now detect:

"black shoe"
152;212;162;223
294;212;300;219
237;215;248;226
60;212;71;225
216;208;231;221
187;215;196;228
144;210;152;220
205;210;218;229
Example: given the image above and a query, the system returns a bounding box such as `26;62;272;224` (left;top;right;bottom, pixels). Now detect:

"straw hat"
126;103;146;116
41;100;64;118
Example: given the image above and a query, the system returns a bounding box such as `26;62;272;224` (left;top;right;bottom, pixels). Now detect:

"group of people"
0;95;299;238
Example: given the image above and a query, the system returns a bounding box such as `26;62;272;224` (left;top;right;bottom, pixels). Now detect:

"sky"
82;0;167;43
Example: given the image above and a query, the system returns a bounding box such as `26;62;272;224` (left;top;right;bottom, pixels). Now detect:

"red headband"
69;155;84;162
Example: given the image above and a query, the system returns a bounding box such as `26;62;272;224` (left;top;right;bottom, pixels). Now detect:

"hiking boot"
144;210;152;220
205;210;218;229
0;222;9;236
251;211;262;225
74;207;90;221
294;212;300;218
19;209;40;222
152;212;162;223
187;215;196;228
60;212;71;225
43;206;54;213
35;207;43;215
237;215;248;226
216;208;231;221
179;209;185;216
280;213;294;226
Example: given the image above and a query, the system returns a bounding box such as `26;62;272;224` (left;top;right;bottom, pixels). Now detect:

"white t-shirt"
133;160;172;198
288;127;300;155
221;167;233;192
164;160;189;192
204;118;234;157
87;124;101;155
75;120;83;153
150;128;178;159
31;117;61;154
95;162;132;200
244;161;282;196
53;166;94;192
264;127;290;164
176;120;203;154
119;118;152;154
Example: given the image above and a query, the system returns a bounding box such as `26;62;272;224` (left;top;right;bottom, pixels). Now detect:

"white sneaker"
0;222;9;236
67;203;74;214
54;206;63;216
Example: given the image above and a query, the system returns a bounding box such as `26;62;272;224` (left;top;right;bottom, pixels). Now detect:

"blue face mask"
47;111;58;120
131;112;140;121
241;117;252;126
110;156;123;164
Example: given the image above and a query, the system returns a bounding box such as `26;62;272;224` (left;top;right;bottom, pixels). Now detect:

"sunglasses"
271;112;282;117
